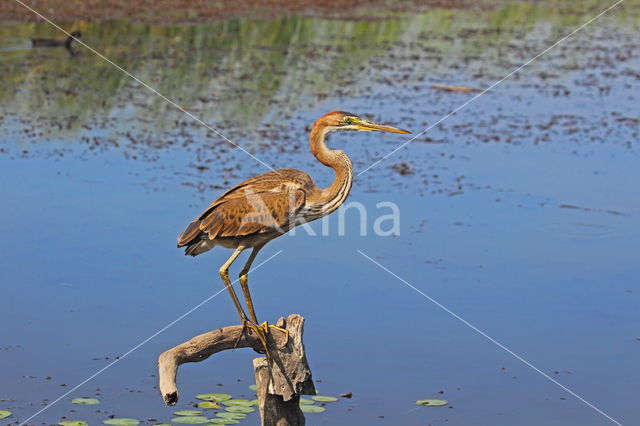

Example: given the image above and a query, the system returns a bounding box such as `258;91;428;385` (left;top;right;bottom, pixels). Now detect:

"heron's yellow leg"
219;246;249;322
238;244;288;351
238;244;266;324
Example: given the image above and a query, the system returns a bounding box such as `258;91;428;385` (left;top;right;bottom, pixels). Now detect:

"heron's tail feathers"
178;220;215;256
183;239;215;257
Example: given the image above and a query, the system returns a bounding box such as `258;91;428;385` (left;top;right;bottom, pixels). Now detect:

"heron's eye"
343;117;352;125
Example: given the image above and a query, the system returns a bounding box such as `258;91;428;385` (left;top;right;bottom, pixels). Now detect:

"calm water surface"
1;2;639;425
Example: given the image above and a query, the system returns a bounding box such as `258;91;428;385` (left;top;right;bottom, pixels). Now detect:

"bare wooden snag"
158;314;315;426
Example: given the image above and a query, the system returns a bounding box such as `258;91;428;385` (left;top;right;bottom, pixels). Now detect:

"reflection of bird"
177;111;409;350
31;31;81;48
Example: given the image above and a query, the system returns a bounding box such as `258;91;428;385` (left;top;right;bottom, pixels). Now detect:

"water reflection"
1;4;640;424
1;3;637;141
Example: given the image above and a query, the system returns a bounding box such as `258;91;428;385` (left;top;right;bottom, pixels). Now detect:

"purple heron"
177;111;409;349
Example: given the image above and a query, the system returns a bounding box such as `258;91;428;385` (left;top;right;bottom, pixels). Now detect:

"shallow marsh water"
1;1;639;425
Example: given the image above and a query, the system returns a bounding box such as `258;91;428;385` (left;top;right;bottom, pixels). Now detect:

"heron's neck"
309;125;354;215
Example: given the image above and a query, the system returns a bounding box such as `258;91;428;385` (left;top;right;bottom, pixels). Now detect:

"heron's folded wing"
199;187;306;239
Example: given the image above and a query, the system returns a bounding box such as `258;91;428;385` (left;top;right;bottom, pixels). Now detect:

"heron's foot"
260;321;289;349
242;320;271;357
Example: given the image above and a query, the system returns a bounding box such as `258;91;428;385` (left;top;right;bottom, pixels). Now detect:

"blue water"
1;4;639;425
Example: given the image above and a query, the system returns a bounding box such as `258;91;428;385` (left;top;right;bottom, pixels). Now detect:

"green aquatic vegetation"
195;393;232;402
173;410;202;416
197;401;221;409
311;395;338;402
416;399;448;406
171;416;211;424
225;405;254;413
0;410;11;420
221;399;253;406
71;397;100;405
248;384;257;391
210;419;240;425
59;421;88;426
216;412;246;419
102;419;141;425
299;398;315;405
300;404;326;413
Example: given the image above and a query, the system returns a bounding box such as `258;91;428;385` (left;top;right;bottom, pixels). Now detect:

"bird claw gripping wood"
234;320;287;359
261;321;289;349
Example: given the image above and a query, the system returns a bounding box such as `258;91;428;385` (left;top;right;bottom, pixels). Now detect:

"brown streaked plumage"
177;111;410;344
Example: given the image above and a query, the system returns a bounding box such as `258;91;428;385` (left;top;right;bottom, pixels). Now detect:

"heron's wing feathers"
177;169;313;246
207;188;306;238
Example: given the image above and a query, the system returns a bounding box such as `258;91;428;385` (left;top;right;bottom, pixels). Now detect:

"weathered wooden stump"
158;314;315;425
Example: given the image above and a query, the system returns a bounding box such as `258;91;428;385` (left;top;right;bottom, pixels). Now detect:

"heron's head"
317;111;410;134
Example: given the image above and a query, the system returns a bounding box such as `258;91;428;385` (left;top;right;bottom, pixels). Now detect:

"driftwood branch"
158;314;315;426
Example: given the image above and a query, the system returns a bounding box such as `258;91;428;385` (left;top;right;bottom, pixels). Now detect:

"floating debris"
416;399;448;407
71;397;100;405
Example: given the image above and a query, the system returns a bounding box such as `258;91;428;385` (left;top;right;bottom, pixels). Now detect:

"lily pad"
197;401;221;409
250;399;259;405
195;393;232;402
210;420;240;425
59;421;88;426
300;404;326;413
248;384;257;391
416;399;448;407
103;419;140;425
299;398;315;405
71;397;100;405
171;416;210;424
0;410;12;420
173;410;202;416
221;399;253;407
311;395;338;403
216;412;246;419
153;424;172;426
225;405;254;413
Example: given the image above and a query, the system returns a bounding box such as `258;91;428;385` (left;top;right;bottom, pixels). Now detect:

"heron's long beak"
354;118;411;134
